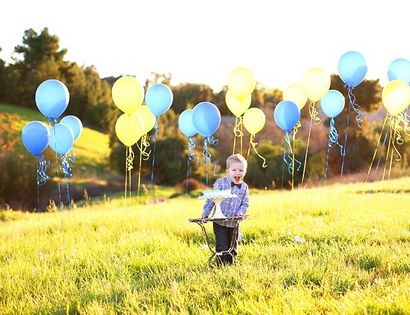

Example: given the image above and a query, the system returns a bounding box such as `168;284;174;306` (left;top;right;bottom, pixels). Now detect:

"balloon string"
67;149;76;163
150;118;159;192
248;134;267;168
390;116;402;162
388;116;398;179
137;138;143;204
366;114;388;182
240;119;243;155
203;136;219;185
203;138;210;186
283;131;301;175
232;116;243;154
35;154;49;186
340;95;352;176
328;118;345;156
293;121;302;138
124;146;128;202
301;114;313;186
292;132;296;191
375;127;389;174
185;156;190;196
188;137;197;161
58;153;72;207
137;134;151;161
382;118;393;182
309;101;321;125
401;109;410;137
347;86;363;127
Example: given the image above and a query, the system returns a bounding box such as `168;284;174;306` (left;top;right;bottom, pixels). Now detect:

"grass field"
0;103;110;174
1;177;410;314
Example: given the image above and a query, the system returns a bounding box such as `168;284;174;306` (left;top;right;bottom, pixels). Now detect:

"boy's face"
227;162;247;184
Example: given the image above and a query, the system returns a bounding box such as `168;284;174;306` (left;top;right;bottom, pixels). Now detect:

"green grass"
1;177;410;314
0;103;109;173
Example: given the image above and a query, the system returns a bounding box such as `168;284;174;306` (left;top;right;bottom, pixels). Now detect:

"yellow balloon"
115;113;144;146
302;67;330;102
135;105;156;134
225;90;252;117
243;108;266;135
112;76;144;115
382;80;410;116
283;83;308;109
228;67;256;101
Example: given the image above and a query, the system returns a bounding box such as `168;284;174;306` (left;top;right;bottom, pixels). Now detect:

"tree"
10;28;68;107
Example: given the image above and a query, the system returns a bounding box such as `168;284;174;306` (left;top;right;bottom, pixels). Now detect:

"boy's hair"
226;154;248;169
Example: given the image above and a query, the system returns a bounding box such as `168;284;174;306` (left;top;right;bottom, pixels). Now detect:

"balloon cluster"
112;76;173;198
21;79;83;208
178;101;221;186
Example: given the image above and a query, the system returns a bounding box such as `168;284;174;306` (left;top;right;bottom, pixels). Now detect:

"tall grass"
1;178;410;314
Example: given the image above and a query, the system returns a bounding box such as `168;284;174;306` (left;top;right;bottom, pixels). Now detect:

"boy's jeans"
213;222;237;265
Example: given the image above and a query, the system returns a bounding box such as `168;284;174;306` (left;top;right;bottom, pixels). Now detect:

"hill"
0;103;110;173
1;177;409;313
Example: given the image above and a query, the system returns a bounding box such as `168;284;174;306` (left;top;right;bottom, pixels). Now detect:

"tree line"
2;27;408;209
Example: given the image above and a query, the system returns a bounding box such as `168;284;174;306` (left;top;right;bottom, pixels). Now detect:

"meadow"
1;177;410;314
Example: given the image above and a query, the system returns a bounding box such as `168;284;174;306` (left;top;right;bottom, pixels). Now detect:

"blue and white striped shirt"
202;176;249;227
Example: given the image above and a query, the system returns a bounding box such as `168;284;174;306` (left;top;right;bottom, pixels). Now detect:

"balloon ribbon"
246;134;267;168
203;136;218;186
325;118;345;180
232;116;244;154
58;153;72;207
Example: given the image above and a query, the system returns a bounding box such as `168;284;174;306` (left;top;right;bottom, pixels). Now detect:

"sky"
1;0;409;92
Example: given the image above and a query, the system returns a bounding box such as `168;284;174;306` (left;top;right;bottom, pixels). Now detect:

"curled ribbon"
126;146;135;171
390;116;402;162
35;154;50;185
188;137;197;161
67;149;76;163
346;86;363;128
283;132;302;174
328;118;346;156
137;134;151;161
57;154;72;178
292;121;302;139
233;116;244;137
309;101;321;125
249;134;267;168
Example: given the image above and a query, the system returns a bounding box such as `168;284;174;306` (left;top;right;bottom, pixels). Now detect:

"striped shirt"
202;176;249;227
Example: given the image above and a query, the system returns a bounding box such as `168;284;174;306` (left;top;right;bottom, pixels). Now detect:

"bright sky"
1;0;409;91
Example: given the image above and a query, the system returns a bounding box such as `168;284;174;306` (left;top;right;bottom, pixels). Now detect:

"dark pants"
213;222;237;266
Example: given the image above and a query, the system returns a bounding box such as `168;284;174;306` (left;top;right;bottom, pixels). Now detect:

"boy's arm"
237;185;249;216
201;178;221;218
202;199;215;218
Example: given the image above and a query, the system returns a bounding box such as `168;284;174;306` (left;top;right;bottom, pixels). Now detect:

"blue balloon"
337;51;367;88
21;121;50;156
320;90;345;118
60;115;83;141
274;100;300;132
387;58;410;84
145;83;173;116
178;109;197;138
35;79;70;119
192;102;221;137
49;123;74;154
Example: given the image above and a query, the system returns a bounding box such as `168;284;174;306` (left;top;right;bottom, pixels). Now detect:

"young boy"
202;153;249;265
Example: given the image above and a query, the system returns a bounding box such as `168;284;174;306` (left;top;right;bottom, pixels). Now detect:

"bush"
175;178;206;193
0;113;54;210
